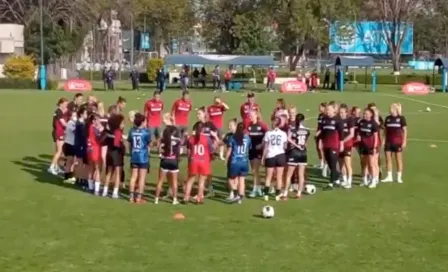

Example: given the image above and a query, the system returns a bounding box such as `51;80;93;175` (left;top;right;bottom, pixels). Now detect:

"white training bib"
263;128;287;158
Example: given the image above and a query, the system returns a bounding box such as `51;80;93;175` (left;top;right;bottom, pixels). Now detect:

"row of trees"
1;0;448;71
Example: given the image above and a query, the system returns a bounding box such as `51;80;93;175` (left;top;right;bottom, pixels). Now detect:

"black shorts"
177;125;188;136
160;158;179;173
384;142;402;153
106;150;124;167
265;154;287;168
63;143;76;157
339;147;353;158
130;162;149;170
287;149;307;166
249;149;263;161
359;145;375;156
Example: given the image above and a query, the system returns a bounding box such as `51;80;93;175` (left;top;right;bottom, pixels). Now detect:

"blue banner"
329;21;413;55
140;32;151;50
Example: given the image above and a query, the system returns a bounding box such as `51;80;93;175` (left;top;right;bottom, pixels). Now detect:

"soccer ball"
304;184;317;195
425;107;431;112
261;205;275;218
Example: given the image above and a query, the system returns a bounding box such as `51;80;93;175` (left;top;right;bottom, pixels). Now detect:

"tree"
272;0;357;71
370;0;426;71
199;0;277;55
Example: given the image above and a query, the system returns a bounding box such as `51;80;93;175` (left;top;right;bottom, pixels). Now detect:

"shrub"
146;58;164;82
0;78;37;89
3;55;36;80
47;79;59;90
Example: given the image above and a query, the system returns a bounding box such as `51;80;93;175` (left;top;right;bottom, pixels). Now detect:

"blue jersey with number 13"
228;135;251;164
128;128;151;164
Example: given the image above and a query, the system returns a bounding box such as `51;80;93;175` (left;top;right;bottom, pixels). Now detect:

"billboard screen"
329;21;413;55
140;32;151;50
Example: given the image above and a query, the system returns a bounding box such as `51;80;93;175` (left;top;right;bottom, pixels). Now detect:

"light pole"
39;0;46;90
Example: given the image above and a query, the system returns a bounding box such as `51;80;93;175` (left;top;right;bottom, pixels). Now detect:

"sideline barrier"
402;82;430;95
64;79;92;92
280;80;308;93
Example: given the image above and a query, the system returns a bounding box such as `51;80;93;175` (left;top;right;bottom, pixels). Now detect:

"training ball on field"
426;107;431;112
261;205;275;218
304;184;317;195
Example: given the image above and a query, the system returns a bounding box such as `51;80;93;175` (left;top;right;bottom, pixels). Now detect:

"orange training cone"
173;212;185;220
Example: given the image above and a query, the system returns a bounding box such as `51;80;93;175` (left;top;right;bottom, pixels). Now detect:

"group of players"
49;91;407;204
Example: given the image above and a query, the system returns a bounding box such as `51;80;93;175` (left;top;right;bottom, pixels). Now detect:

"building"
0;24;24;77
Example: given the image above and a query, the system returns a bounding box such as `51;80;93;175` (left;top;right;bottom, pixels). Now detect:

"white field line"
378;93;448;109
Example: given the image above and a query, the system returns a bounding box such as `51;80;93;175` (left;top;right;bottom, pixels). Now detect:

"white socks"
397;172;403;183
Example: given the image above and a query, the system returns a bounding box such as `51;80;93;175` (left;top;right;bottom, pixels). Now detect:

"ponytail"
234;122;245;145
162;126;175;156
295;113;305;128
194;122;203;143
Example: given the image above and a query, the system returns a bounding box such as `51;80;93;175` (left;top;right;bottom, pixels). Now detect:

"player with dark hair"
285;113;310;199
102;114;125;198
338;104;355;189
48;98;69;176
226;122;251;204
358;108;380;188
155;125;182;205
128;113;151;203
144;91;164;147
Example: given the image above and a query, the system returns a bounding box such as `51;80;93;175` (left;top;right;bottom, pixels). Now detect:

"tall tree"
371;0;425;71
272;0;357;71
199;0;277;55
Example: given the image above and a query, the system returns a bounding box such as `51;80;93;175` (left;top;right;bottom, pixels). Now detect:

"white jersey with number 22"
263;128;287;158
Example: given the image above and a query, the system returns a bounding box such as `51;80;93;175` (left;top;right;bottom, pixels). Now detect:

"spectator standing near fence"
224;69;232;91
157;68;166;93
106;68;116;91
200;67;207;88
310;70;319;92
193;68;200;87
266;67;276;92
130;68;140;91
213;65;220;91
323;68;330;89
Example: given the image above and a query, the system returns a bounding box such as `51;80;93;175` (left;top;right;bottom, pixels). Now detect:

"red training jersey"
144;98;164;127
52;108;66;136
207;104;226;129
318;116;343;150
240;102;260;127
384;115;407;145
187;134;213;162
87;124;102;150
358;119;379;149
172;99;192;126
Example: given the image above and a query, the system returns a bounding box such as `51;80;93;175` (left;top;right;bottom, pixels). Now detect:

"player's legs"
102;166;113;196
101;146;107;171
297;164;306;197
169;171;179;204
155;169;167;204
136;167;148;202
49;139;64;175
197;174;207;203
382;150;394;182
263;165;274;200
274;165;285;201
129;166;139;202
367;153;378;188
249;159;262;197
395;150;404;183
342;155;353;188
284;164;297;198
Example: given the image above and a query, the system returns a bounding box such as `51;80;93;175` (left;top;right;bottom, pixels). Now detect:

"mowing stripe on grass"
379;93;448;109
408;138;448;143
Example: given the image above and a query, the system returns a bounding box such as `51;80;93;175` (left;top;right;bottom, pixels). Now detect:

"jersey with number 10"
187;134;213;162
128;128;151;164
263;128;288;158
228;135;251;164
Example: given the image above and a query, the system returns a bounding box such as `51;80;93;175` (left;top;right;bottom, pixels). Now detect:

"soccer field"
1;89;448;272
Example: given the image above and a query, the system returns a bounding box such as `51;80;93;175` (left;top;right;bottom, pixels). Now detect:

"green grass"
1;88;448;272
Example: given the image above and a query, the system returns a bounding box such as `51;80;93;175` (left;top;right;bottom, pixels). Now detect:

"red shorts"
87;148;102;164
189;161;211;176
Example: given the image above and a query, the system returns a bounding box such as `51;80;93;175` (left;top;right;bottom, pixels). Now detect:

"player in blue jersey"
74;105;89;189
226;122;251;204
222;118;237;200
127;113;151;203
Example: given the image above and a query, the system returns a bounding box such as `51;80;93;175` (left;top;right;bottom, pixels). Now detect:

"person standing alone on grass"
323;68;330;89
171;91;192;154
130;68;140;91
266;67;276;92
213;65;220;91
207;97;229;160
144;91;164;148
224;68;232;91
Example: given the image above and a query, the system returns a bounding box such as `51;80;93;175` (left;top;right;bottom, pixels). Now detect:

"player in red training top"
338;104;355;189
271;98;288;122
184;123;220;204
381;103;407;184
86;114;105;195
207;96;229;160
103;114;125;199
357;108;379;188
316;102;343;190
144;91;164;146
172;90;192;135
240;92;260;128
49;98;69;176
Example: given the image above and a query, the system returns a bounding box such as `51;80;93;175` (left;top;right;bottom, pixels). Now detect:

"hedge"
78;70;442;86
0;78;59;90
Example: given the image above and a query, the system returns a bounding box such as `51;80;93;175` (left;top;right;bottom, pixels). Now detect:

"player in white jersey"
63;111;77;183
262;117;288;201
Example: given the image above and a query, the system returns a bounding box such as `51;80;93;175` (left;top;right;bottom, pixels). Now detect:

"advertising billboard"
329;21;413;55
140;32;151;50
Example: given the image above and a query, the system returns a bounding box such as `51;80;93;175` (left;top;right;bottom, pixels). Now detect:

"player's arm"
287;130;301;150
401;116;408;148
336;120;344;152
171;102;177;125
239;104;245;119
220;101;229;111
372;123;379;150
344;120;355;143
261;133;269;164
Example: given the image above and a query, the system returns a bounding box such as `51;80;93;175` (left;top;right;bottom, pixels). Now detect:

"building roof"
334;56;374;67
164;54;275;66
